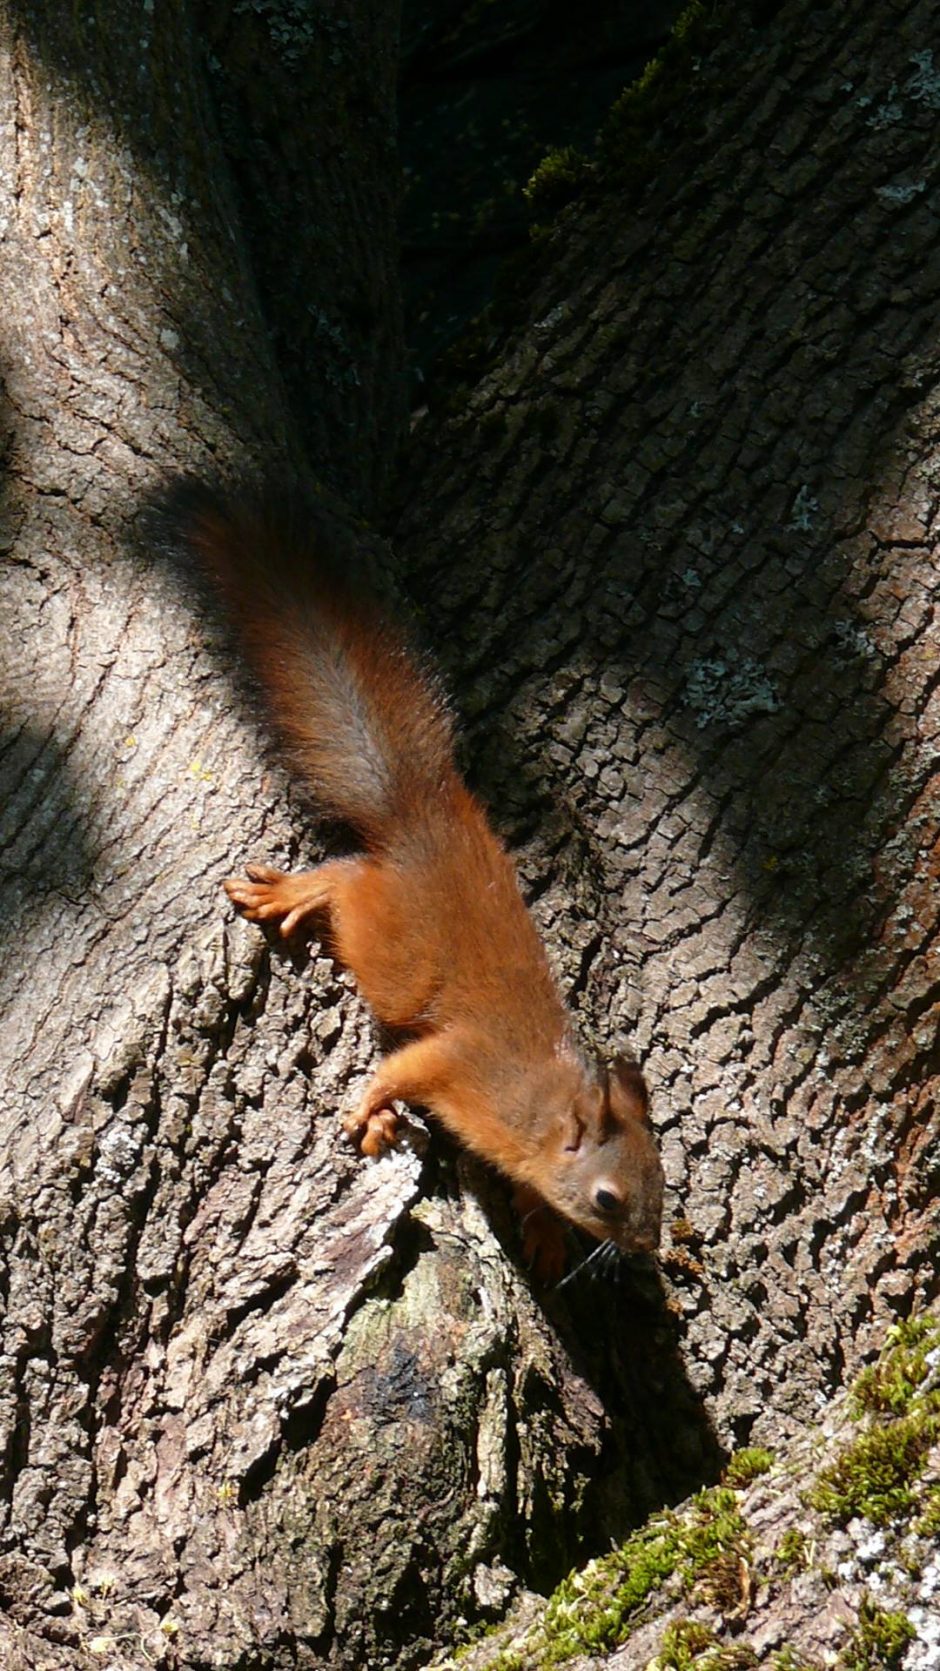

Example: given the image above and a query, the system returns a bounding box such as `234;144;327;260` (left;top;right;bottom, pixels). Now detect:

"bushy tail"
182;487;456;850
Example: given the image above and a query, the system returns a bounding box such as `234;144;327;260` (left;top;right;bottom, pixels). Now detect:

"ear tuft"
560;1104;585;1152
609;1055;650;1122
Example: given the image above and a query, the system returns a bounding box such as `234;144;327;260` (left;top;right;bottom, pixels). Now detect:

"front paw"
342;1103;402;1158
224;864;292;927
514;1186;568;1283
522;1213;568;1284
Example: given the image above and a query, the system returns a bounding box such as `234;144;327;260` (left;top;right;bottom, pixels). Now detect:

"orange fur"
187;491;664;1276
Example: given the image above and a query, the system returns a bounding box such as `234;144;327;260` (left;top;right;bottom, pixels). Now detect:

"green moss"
807;1412;937;1526
807;1313;940;1528
520;0;767;235
913;1484;940;1538
450;1319;939;1671
772;1650;823;1671
532;1486;752;1665
774;1527;810;1575
602;3;719;152
655;1619;758;1670
662;1620;718;1662
723;1447;774;1488
523;146;589;218
852;1315;940;1418
677;1487;752;1587
840;1596;915;1671
656;1620;718;1669
539;1515;677;1662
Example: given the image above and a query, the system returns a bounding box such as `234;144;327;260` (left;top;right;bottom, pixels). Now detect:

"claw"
223;864;324;934
343;1103;401;1158
223;873;287;924
244;863;284;884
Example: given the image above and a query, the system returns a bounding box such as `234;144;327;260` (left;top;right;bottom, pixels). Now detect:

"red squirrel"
185;491;663;1277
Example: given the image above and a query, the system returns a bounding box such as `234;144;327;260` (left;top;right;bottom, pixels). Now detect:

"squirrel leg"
343;1034;460;1158
224;860;357;938
513;1184;568;1282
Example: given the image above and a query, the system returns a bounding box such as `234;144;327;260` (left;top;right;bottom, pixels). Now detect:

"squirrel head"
537;1054;663;1253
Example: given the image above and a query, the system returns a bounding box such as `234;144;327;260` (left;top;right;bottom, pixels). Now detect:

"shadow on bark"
4;0;403;513
0;378;99;944
3;3;936;1666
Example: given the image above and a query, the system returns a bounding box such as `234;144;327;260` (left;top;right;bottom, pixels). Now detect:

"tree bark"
0;0;938;1668
396;0;940;1443
0;3;707;1668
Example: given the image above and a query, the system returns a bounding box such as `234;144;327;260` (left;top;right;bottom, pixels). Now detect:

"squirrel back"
185;490;455;851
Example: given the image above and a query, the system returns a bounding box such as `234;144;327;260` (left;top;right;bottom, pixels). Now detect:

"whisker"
553;1258;590;1291
554;1237;612;1291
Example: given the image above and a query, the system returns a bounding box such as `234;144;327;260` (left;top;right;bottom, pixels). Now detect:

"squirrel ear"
559;1104;585;1152
609;1055;650;1124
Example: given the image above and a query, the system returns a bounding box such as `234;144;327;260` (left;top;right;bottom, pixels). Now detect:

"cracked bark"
396;0;940;1446
0;1;938;1670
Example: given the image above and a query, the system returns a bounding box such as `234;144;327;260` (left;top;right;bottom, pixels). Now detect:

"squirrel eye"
594;1185;622;1215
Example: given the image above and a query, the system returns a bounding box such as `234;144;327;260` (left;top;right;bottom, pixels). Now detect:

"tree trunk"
1;0;938;1669
396;0;940;1441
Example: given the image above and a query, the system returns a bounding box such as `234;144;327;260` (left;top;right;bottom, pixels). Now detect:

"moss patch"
524;0;778;233
772;1651;823;1671
913;1484;940;1539
807;1316;940;1528
723;1447;774;1488
655;1618;758;1670
523;146;589;219
840;1595;915;1671
440;1320;940;1671
598;0;730;179
808;1414;937;1527
851;1315;940;1419
507;1483;755;1665
773;1527;811;1575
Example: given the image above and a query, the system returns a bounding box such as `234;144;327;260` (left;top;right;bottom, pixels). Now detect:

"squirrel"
184;490;664;1278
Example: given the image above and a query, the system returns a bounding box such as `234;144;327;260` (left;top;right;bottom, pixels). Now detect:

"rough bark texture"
0;3;446;1667
396;0;940;1446
196;0;406;509
437;1319;940;1670
0;0;938;1669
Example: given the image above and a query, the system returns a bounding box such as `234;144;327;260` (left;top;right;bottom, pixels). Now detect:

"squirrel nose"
631;1229;659;1253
